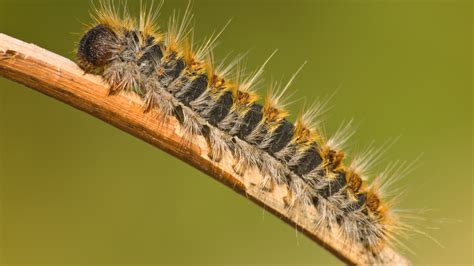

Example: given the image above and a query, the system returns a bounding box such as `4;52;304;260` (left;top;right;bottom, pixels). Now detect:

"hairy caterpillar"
75;1;410;264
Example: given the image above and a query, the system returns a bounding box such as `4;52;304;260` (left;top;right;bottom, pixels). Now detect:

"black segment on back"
319;171;347;198
236;103;263;139
137;44;163;75
160;54;186;87
264;119;294;154
343;193;367;213
207;91;234;126
175;74;208;105
290;146;322;176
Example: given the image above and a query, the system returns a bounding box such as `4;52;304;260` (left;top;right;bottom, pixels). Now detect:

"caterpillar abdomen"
76;2;406;263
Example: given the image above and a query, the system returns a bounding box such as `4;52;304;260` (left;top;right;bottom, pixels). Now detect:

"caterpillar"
76;1;409;264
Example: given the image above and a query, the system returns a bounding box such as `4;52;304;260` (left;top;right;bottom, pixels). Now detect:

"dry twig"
0;33;410;265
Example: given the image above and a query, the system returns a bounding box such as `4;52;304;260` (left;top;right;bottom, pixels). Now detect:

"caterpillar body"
76;2;408;264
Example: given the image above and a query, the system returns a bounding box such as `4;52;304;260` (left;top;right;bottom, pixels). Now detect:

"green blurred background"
0;0;472;265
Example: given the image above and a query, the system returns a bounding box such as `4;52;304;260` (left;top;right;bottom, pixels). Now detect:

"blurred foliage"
0;0;472;265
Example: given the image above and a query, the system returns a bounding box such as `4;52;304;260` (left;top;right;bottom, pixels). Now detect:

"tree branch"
0;33;409;265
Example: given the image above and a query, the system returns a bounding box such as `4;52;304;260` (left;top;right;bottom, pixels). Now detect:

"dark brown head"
77;24;117;71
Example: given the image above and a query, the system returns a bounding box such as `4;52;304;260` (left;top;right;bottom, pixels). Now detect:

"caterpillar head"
77;24;117;72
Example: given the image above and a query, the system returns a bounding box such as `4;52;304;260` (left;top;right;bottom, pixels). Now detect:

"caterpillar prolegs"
76;1;409;264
